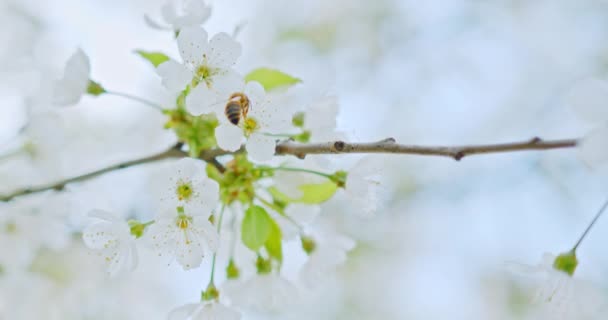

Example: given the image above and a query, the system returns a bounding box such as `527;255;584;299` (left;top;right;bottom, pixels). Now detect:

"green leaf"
244;68;301;91
241;206;272;251
296;181;339;204
135;50;170;67
265;219;283;262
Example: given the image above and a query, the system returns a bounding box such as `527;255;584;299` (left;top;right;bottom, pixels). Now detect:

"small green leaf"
265;219;283;262
135;50;170;67
244;68;301;91
553;251;578;276
296;181;339;204
86;80;106;96
241;206;272;251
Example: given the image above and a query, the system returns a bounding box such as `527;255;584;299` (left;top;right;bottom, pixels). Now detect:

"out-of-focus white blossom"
145;0;212;31
299;223;355;288
156;27;241;94
508;253;607;319
341;157;383;217
169;301;241;320
223;274;298;312
82;209;138;277
303;96;343;142
565;78;608;167
52;49;90;106
0;196;69;271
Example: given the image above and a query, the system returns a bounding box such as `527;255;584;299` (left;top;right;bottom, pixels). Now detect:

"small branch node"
333;141;346;152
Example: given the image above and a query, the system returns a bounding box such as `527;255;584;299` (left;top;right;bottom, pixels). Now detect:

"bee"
225;93;250;125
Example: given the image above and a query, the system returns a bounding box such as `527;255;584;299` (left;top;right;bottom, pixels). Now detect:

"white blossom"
156;27;241;94
223;274;298;312
52;48;90;106
565;78;608;167
146;206;219;270
303;96;344;142
299;223;355;287
159;157;220;213
145;0;212;31
508;253;607;319
82;209;138;277
342;157;383;217
168;301;240;320
0;196;69;271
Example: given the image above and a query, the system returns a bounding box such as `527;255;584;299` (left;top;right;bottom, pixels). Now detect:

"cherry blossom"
146;206;219;270
223;274;298;312
508;253;607;319
145;0;212;31
159;157;220;213
156;27;241;94
82;209;138;276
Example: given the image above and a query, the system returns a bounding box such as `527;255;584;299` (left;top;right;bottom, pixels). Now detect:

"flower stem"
208;205;226;287
105;90;164;110
571;197;608;252
261;166;333;179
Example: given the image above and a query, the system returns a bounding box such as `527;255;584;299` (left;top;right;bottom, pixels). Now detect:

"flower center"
176;215;192;230
196;65;211;79
243;117;259;136
176;181;194;201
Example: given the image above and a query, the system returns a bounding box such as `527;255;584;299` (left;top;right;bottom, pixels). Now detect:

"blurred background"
1;0;608;319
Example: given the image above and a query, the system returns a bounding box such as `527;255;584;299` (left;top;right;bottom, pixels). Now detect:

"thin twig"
0;146;186;201
0;136;579;202
275;137;578;160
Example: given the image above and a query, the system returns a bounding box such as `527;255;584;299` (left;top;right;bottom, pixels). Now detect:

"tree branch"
275;137;578;160
0;136;578;202
0;146;186;202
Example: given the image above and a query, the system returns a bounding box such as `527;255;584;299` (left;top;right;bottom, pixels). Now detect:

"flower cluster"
42;4;382;318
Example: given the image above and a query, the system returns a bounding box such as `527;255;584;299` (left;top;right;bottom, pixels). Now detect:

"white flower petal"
208;32;241;68
186;84;221;115
193;218;219;252
168;303;200;320
53;48;90;106
195;178;220;214
286;203;320;226
144;14;170;30
244;81;265;103
565;78;608;125
157;60;192;93
177;26;209;67
579;126;608;168
215;123;243;151
211;70;244;97
246;133;276;162
87;209;121;223
161;1;178;24
176;229;205;270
